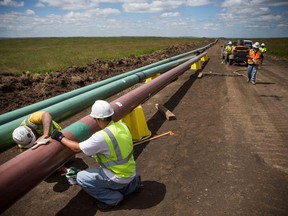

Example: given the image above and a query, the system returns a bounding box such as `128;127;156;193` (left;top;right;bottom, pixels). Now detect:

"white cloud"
214;0;288;37
0;5;122;37
0;0;287;38
123;1;183;13
35;2;45;7
92;8;120;15
25;9;35;15
222;0;288;7
221;0;245;7
277;23;288;27
160;12;179;18
261;0;288;6
0;0;24;7
203;22;220;31
185;0;212;7
37;0;99;10
219;1;284;24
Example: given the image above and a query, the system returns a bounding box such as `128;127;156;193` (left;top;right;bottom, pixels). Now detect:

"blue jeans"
261;55;264;64
76;168;139;206
247;64;258;82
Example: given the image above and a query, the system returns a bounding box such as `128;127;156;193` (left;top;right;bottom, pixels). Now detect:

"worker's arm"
61;137;81;153
41;111;53;138
51;130;81;153
28;111;53;142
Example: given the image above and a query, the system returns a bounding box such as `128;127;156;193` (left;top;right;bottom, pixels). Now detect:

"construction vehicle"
228;39;250;65
244;40;253;48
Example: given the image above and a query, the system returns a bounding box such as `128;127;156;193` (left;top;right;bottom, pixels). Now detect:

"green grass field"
229;38;288;59
253;38;288;59
0;37;206;75
0;37;286;75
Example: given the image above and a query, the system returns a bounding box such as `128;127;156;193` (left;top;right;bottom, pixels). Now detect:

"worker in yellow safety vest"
223;41;233;64
51;100;141;210
247;42;262;85
259;43;267;65
12;111;62;149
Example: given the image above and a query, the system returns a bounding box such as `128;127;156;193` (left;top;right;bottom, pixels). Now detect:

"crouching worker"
12;111;62;149
51;100;141;210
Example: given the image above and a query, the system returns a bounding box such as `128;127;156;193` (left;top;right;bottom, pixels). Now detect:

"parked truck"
228;39;251;65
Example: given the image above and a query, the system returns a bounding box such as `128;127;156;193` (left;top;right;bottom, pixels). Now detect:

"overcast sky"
0;0;287;38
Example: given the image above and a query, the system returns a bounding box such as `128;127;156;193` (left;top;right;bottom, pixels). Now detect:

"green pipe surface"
0;52;210;213
0;55;193;152
0;39;217;151
0;41;214;125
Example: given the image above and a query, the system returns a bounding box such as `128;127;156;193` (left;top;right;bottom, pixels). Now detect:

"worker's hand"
51;130;65;142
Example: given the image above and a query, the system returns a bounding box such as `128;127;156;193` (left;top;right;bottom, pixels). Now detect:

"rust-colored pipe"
0;52;207;213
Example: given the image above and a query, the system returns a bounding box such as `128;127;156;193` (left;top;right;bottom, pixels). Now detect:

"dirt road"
2;41;288;216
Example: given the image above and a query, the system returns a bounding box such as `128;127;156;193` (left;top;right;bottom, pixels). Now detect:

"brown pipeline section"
0;52;207;213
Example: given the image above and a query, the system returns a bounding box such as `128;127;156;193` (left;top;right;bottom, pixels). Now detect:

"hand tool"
31;138;50;150
134;131;174;146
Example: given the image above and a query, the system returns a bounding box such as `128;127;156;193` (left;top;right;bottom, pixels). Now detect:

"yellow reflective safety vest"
20;113;62;135
225;45;232;54
259;47;267;54
94;121;136;178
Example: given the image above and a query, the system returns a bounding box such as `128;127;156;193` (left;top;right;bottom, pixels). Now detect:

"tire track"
224;66;288;175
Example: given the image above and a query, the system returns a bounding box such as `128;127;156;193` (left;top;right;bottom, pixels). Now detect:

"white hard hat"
90;100;114;119
228;41;232;45
261;43;265;46
12;126;36;148
253;43;260;49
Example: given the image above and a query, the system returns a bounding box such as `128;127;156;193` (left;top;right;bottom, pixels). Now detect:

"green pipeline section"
0;52;210;214
0;41;215;125
0;55;195;152
0;40;217;152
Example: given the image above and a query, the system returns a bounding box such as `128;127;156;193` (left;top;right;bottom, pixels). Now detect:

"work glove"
51;130;65;142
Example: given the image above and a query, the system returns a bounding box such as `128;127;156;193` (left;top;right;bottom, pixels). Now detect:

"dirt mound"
0;40;213;115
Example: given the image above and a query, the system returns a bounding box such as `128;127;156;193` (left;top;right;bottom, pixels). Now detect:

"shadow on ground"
56;180;166;215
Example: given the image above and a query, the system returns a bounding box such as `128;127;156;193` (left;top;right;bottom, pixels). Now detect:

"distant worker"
51;100;141;210
12;111;62;149
254;42;260;46
247;42;262;85
259;43;267;65
223;41;233;64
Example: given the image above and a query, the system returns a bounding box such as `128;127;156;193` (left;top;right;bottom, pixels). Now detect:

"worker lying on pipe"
12;111;62;149
51;100;141;210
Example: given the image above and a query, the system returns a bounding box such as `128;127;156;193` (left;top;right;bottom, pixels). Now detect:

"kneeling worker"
51;100;141;210
12;111;62;149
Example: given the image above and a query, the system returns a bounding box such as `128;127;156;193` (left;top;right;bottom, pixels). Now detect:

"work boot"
134;175;142;193
96;201;115;211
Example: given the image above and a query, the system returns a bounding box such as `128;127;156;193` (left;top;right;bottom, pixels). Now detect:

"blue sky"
0;0;287;38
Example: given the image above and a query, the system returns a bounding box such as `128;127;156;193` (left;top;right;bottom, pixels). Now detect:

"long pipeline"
0;39;216;125
0;52;207;213
0;55;196;152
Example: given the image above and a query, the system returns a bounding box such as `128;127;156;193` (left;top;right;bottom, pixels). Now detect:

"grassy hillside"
0;37;206;75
